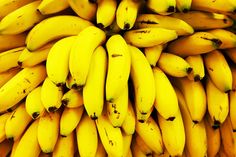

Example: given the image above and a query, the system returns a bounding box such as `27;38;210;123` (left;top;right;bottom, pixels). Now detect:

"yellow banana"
67;0;97;21
225;47;236;64
0;64;46;112
146;0;176;15
26;15;93;51
135;134;153;156
38;111;60;153
0;34;26;52
0;1;45;35
116;0;140;30
124;27;177;47
96;0;117;28
122;132;133;157
10;139;20;157
131;139;147;157
135;14;194;36
185;54;205;81
83;46;107;119
25;86;45;119
105;34;130;102
37;0;69;15
14;120;41;157
61;88;83;108
76;113;98;157
0;112;11;143
171;11;233;30
41;77;63;112
230;65;236;131
0;67;20;88
176;0;192;12
167;32;222;57
204;50;233;92
144;45;163;67
95;137;107;157
60;106;84;137
46;36;76;86
129;45;155;121
69;26;106;88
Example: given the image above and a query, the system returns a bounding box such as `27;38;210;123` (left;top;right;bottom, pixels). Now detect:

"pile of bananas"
1;0;236;156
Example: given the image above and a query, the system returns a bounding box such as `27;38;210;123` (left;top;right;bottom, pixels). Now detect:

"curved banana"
61;88;83;108
225;47;236;64
135;134;152;156
37;0;69;15
38;111;60;153
204;50;232;92
60;106;84;137
0;64;46;112
129;45;155;121
135;14;194;36
0;68;20;88
46;36;76;86
41;77;63;112
122;133;132;157
0;112;11;143
96;0;117;28
146;0;176;15
25;86;45;119
26;15;93;51
176;0;192;12
105;34;130;102
0;34;26;52
76;113;98;157
144;45;163;67
83;46;107;119
69;26;106;88
0;1;45;35
124;27;177;47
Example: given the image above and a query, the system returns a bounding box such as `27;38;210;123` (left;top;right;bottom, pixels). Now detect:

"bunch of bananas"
1;0;236;156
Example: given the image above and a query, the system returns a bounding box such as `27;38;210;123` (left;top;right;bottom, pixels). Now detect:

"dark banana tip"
56;82;65;87
32;112;40;119
192;120;199;124
138;119;145;123
167;116;175;121
71;84;83;91
233;129;236;132
211;39;222;48
48;106;57;112
61;135;67;137
194;75;201;82
7;137;14;141
213;120;221;128
7;108;13;112
182;8;189;13
167;6;175;13
212;124;220;130
234;9;236;13
61;99;68;106
89;0;97;3
90;113;98;120
225;89;231;93
146;153;152;156
186;67;193;74
17;61;22;66
123;23;130;30
96;23;104;29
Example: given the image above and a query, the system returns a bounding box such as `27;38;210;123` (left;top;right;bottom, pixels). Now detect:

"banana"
37;0;69;15
76;113;98;157
18;42;53;68
230;65;236;131
225;47;236;64
135;14;194;36
0;64;46;113
96;0;117;28
167;32;222;57
26;15;93;51
41;77;63;112
52;132;76;157
60;106;84;137
122;132;133;157
131;138;147;157
171;11;233;30
153;149;170;157
0;112;11;143
203;50;233;92
0;1;45;35
0;34;26;52
157;52;192;77
46;36;76;86
121;99;136;135
126;149;132;157
185;54;205;81
95;137;107;157
61;88;83;108
174;87;207;157
144;45;163;67
0;47;24;73
38;111;60;153
146;0;176;15
25;86;45;119
116;0;140;30
69;26;106;88
204;113;221;157
83;46;107;119
0;68;20;88
124;27;177;47
176;0;192;12
135;134;152;156
10;139;20;157
0;140;13;157
67;0;97;21
14;120;41;157
105;34;130;102
128;45;155;121
172;77;206;123
96;110;123;157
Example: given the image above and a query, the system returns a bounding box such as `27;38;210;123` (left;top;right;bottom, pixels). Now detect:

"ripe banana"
26;15;93;51
129;45;155;121
83;46;107;119
146;0;176;15
105;35;130;102
37;0;69;15
38;111;60;153
0;112;11;143
176;0;192;12
41;77;63;112
203;50;232;93
61;88;83;108
230;65;236;131
135;134;152;156
60;106;84;137
46;36;76;86
0;68;20;88
0;34;26;52
76;113;98;157
0;1;45;35
225;47;236;64
135;14;194;36
10;139;20;157
0;64;46;112
144;45;163;67
122;133;132;157
69;26;106;88
124;27;177;47
167;32;222;57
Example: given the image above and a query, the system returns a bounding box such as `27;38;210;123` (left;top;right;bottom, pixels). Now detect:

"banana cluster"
1;0;236;157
